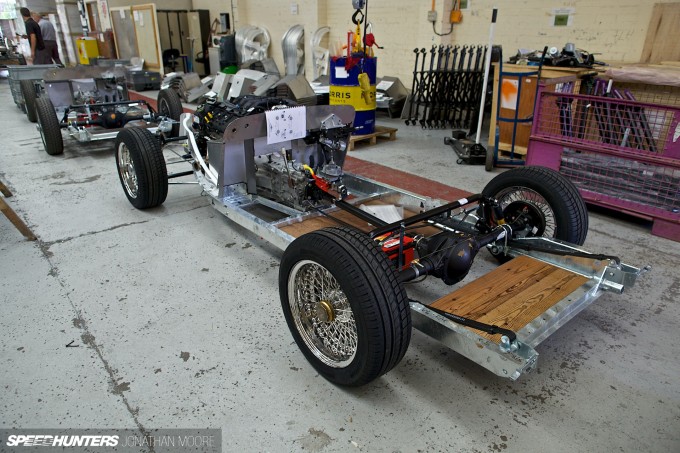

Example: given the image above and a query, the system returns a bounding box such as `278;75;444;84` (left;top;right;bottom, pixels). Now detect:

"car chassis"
116;96;644;386
34;66;179;156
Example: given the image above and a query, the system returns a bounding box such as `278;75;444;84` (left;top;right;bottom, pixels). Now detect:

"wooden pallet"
348;125;398;151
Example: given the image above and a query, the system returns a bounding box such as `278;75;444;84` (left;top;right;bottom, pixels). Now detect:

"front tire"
35;97;63;156
482;166;588;246
279;227;411;386
20;79;38;123
157;89;183;137
115;128;168;209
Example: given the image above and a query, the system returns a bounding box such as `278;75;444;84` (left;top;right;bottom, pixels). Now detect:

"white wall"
189;0;678;87
437;0;680;64
107;0;191;9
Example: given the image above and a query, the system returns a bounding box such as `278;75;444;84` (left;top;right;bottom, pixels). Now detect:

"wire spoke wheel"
289;260;358;367
117;141;138;199
494;186;556;238
481;166;589;262
279;227;411;386
37;122;47;150
114;128;168;209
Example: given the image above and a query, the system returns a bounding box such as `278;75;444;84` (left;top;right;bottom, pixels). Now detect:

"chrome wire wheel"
37;122;47;151
494;186;556;238
117;141;138;199
158;98;169;116
287;260;358;368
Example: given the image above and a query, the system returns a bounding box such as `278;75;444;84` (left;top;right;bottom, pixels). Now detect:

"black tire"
485;147;494;171
20;79;38;123
451;129;467;140
279;227;412;386
115;127;168;209
482;166;588;248
157;88;183;137
35;97;63;156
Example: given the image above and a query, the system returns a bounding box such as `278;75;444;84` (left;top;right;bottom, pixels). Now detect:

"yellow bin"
76;37;99;65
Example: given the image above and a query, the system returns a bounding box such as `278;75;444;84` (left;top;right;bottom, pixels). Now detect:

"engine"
192;96;353;211
255;154;309;209
193;95;296;141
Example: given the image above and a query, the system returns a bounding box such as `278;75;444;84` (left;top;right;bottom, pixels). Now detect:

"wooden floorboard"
431;255;589;342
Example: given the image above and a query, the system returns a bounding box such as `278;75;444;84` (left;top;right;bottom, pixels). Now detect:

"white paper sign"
265;106;307;144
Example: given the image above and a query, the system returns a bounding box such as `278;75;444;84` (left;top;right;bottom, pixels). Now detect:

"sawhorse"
0;179;36;241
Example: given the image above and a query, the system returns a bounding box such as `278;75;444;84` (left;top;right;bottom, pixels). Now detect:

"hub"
315;300;336;323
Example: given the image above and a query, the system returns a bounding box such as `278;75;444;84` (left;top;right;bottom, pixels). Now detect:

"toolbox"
126;70;161;91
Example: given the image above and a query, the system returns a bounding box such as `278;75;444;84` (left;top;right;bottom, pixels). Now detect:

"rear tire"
485;147;494;171
35;97;63;156
482;166;588;255
115;128;168;209
20;79;38;123
279;227;412;386
157;89;183;137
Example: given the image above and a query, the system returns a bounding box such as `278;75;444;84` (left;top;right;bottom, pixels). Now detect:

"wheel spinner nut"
316;300;335;323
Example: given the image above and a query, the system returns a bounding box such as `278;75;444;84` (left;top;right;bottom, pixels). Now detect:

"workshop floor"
1;80;679;453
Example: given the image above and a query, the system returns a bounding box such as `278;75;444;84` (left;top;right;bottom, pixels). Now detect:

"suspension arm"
369;194;483;238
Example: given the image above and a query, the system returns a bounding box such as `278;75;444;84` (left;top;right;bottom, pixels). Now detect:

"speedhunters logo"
6;435;118;447
1;429;221;451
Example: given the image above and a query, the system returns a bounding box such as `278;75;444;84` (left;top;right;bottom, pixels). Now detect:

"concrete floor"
1;79;679;453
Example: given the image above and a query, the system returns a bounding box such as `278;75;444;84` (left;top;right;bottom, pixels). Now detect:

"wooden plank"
642;4;680;64
432;256;550;316
0;197;36;241
0;180;12;198
497;143;528;156
278;203;435;238
279;209;373;238
431;255;588;343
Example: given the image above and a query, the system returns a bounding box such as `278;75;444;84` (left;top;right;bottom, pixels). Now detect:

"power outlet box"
427;10;438;23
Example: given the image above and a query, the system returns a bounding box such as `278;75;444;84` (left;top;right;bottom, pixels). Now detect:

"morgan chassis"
32;66;183;156
115;91;644;386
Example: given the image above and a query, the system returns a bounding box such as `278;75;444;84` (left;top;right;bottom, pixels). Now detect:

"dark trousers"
36;40;62;65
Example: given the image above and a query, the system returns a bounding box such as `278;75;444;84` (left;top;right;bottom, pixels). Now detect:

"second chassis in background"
114;92;645;386
31;66;183;156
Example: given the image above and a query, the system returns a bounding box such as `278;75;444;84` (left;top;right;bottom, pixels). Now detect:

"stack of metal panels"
160;72;212;102
240;58;280;77
271;75;317;106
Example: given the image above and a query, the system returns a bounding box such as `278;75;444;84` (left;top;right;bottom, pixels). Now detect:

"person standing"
18;8;45;64
32;12;62;65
